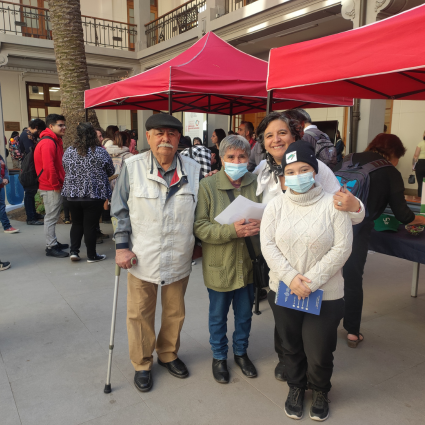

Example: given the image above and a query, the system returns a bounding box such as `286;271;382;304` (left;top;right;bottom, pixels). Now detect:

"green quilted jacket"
194;168;262;292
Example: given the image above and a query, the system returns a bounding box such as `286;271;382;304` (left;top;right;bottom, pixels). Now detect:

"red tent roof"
85;32;352;114
267;4;425;100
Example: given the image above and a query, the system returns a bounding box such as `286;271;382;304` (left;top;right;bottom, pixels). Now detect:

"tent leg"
266;90;273;114
168;92;172;114
85;108;88;122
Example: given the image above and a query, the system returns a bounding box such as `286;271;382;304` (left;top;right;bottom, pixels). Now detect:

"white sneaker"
192;260;196;266
70;252;80;262
87;254;106;263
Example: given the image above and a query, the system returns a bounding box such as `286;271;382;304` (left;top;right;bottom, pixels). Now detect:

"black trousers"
68;200;104;258
24;188;37;221
268;290;344;392
342;220;374;335
415;159;425;197
62;196;70;220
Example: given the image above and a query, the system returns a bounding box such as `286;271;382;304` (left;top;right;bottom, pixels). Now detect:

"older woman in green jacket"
194;135;262;384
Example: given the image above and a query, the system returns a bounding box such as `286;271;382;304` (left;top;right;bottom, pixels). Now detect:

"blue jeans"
207;284;255;360
24;188;37;221
0;187;11;230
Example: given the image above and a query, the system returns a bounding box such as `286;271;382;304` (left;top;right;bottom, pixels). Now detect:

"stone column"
137;110;153;151
134;0;152;52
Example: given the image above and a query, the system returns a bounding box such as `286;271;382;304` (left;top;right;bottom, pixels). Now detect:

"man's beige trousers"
127;273;189;371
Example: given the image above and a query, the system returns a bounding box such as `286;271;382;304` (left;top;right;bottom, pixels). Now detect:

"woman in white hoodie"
254;112;364;381
261;140;353;422
106;131;133;191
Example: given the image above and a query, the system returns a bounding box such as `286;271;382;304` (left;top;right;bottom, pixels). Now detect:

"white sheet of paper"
214;195;266;225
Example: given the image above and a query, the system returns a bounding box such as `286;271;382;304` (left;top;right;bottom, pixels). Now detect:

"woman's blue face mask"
224;162;248;181
285;172;315;193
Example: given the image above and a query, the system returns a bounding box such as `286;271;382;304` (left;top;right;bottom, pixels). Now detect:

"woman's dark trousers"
68;200;104;258
415;159;425;197
268;290;344;392
342;220;374;335
62;196;70;220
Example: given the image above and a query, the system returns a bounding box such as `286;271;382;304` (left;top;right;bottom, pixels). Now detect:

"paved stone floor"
1;219;425;425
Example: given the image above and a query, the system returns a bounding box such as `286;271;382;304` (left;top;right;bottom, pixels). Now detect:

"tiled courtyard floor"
1;219;425;425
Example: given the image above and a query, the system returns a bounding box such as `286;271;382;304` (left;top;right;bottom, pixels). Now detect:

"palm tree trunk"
48;0;99;148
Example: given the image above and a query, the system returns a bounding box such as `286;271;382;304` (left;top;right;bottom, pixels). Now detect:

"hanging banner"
184;112;204;142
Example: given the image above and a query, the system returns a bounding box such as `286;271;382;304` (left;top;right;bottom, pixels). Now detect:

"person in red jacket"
34;114;69;258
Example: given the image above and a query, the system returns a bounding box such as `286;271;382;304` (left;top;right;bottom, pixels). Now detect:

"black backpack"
304;129;338;169
19;136;57;189
334;154;392;216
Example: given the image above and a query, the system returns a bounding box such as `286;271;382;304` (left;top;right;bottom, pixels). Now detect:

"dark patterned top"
61;146;115;200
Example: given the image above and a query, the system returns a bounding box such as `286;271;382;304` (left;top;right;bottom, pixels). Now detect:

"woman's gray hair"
219;135;251;158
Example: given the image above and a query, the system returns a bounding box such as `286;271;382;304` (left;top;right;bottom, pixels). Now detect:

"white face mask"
285;172;315;193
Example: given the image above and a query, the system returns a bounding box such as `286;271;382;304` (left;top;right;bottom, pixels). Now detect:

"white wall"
391;100;425;193
80;0;127;22
158;0;187;17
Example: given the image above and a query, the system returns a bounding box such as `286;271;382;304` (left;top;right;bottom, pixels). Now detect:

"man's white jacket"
111;151;201;285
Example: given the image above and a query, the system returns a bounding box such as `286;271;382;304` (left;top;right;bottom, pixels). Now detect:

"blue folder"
275;281;323;315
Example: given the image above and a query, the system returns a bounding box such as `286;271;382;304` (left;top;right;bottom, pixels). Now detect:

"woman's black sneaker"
87;254;106;263
70;252;80;262
285;386;305;420
310;390;330;422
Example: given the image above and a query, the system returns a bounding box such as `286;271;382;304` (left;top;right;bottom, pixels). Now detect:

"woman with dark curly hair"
62;122;115;263
253;112;365;382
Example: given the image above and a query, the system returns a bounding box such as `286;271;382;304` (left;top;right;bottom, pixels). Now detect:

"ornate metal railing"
0;1;137;51
81;15;137;51
222;0;258;15
145;0;206;48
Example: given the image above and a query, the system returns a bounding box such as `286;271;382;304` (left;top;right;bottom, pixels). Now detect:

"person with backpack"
253;112;364;381
0;153;19;234
106;131;133;192
333;133;425;348
295;109;338;169
62;123;115;263
34;114;69;258
8;131;23;168
19;118;46;225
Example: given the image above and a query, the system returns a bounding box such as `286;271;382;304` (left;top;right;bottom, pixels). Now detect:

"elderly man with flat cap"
111;114;201;393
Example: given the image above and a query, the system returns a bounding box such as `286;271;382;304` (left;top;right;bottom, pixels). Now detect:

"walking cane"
104;217;136;394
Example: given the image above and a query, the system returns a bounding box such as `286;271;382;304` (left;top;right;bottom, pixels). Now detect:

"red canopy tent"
267;4;425;100
85;32;352;115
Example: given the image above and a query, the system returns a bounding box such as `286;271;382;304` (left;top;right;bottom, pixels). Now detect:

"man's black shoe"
35;213;44;220
134;370;153;392
310;390;330;421
285;386;305;420
234;354;257;378
27;220;44;225
46;246;69;258
212;359;229;384
56;242;69;250
158;358;188;378
275;361;287;381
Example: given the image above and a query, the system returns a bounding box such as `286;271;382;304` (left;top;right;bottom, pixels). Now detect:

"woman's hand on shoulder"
333;190;360;212
204;170;218;178
289;274;312;300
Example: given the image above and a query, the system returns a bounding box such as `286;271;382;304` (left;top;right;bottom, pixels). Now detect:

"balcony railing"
0;1;137;51
223;0;258;14
145;0;206;48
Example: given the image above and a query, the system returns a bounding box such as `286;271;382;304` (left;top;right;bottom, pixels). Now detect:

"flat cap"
145;113;183;133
